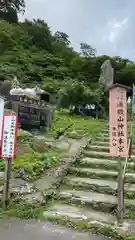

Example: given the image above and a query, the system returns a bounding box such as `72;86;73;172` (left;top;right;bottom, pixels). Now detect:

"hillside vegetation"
0;11;134;107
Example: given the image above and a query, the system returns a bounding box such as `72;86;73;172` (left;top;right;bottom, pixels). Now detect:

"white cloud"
108;17;129;42
113;18;128;28
109;31;117;42
19;0;135;60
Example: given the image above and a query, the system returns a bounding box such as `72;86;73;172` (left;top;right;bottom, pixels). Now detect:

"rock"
0;178;35;195
67;131;80;139
32;132;54;142
55;141;70;150
17;129;33;139
10;178;35;195
16;141;32;155
11;178;27;187
22;192;45;203
14;168;28;180
32;138;55;152
11;184;35;195
34;176;56;191
21;130;33;137
114;221;130;234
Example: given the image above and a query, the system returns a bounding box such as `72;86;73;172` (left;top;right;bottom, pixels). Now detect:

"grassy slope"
49;110;104;138
0;110;104;180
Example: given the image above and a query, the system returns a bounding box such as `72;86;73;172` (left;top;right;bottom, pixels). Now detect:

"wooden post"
3;158;12;208
117;157;124;226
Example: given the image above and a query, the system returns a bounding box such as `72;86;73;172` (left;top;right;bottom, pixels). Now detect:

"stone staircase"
44;127;135;226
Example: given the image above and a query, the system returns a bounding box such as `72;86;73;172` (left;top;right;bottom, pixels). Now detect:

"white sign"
0;98;4;141
1;114;18;159
132;85;135;113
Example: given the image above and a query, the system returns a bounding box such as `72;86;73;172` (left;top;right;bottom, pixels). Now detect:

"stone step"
82;149;116;160
69;167;135;183
79;157;119;170
65;176;117;195
43;203;116;225
65;176;135;198
92;138;135;147
58;189;117;213
88;143;135;153
79;157;134;171
86;145;109;153
58;189;135;213
102;129;109;133
91;141;109;146
69;167;118;180
97;133;109;138
94;136;109;142
101;132;109;136
82;149;135;160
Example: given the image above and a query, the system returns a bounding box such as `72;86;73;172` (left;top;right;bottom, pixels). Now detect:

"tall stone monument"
99;59;114;90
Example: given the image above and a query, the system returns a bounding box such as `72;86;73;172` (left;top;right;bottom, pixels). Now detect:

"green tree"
54;31;70;46
0;0;25;13
21;19;53;51
5;6;18;22
60;80;102;108
80;42;97;58
0;0;25;23
0;17;134;111
116;63;135;86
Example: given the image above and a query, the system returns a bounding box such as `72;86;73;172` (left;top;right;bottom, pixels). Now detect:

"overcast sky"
19;0;135;61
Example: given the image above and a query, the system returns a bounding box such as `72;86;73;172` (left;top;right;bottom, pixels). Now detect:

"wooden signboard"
109;84;128;157
1;113;18;208
1;114;18;159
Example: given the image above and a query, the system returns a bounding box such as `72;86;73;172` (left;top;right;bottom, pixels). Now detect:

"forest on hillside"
0;0;134;107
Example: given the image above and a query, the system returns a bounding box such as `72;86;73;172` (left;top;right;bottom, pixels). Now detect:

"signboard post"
1;113;18;208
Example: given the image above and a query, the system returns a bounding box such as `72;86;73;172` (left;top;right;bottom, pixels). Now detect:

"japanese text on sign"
1;114;18;159
117;88;125;154
109;85;127;157
112;126;117;147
